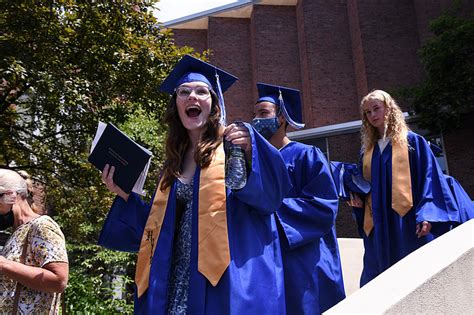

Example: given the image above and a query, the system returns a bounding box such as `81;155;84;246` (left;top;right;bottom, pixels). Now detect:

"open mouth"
186;105;202;117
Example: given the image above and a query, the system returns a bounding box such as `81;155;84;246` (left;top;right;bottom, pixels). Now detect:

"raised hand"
101;164;129;201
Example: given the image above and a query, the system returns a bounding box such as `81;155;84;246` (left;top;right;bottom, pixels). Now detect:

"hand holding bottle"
224;122;251;158
223;122;251;190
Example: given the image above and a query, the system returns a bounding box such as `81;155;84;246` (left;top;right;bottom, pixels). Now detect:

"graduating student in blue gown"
251;83;345;314
98;55;291;314
349;90;460;287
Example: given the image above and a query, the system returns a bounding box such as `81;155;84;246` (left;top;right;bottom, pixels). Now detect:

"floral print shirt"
0;215;68;314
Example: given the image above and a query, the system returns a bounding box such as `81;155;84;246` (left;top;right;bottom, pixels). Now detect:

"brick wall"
172;29;208;54
208;17;254;123
297;0;360;127
169;0;472;127
347;0;368;102
352;0;423;111
250;5;302;103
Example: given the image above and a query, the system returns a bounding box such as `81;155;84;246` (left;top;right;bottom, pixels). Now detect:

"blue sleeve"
409;133;459;225
98;192;152;252
278;148;338;249
232;123;292;216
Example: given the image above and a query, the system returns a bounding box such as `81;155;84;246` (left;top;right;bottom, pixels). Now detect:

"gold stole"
362;140;413;236
135;143;230;298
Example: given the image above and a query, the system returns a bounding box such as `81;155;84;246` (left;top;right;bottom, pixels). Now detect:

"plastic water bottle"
224;124;247;190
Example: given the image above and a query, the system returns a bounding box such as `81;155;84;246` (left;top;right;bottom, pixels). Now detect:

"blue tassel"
215;72;227;126
279;89;305;129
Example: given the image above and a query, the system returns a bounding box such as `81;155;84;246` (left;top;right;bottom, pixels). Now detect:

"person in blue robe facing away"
348;90;460;287
250;83;345;314
444;175;474;225
98;55;291;314
428;142;474;226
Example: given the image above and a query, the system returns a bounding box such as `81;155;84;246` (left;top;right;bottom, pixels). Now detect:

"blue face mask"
251;117;280;140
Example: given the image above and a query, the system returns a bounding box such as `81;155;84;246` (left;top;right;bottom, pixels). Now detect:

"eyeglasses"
175;86;211;99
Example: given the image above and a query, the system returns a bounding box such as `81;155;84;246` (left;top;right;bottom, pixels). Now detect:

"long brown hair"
160;89;223;190
360;90;409;154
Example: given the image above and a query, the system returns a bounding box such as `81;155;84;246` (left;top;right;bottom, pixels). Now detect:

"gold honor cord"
135;143;230;297
362;141;413;236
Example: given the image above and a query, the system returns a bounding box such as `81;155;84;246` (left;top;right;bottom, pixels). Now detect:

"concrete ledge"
326;219;474;314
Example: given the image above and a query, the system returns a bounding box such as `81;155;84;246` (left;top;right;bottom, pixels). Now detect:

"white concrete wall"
326;219;474;314
387;249;473;314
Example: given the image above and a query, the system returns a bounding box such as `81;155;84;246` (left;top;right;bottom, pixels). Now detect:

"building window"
423;133;449;174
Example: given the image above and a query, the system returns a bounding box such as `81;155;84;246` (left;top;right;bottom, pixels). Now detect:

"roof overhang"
163;0;297;30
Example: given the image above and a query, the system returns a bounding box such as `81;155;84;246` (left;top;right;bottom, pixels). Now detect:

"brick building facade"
165;0;474;237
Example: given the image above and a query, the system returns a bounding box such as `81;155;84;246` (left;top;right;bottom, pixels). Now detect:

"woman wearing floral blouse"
0;169;68;314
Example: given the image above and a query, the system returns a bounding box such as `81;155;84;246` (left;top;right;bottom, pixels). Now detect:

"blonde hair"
360;90;409;153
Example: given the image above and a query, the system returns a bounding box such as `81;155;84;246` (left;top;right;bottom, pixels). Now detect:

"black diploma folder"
88;123;152;194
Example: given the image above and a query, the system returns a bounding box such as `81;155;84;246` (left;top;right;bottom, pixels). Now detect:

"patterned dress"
0;215;68;315
167;179;194;314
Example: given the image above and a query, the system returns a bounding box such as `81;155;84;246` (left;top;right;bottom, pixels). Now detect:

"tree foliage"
0;0;203;311
407;9;474;132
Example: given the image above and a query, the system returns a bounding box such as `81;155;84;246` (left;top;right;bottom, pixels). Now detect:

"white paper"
90;121;107;153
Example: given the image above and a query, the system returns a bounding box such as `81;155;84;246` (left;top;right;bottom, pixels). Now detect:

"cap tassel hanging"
215;72;227;126
278;89;305;129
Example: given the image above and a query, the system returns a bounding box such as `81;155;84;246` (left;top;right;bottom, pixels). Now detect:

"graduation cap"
159;54;238;125
330;161;371;200
256;83;305;129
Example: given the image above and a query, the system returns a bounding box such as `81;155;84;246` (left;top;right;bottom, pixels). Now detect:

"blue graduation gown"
278;142;345;314
444;175;474;224
353;132;459;286
98;126;291;314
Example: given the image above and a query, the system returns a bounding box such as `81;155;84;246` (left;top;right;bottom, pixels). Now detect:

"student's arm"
232;124;292;216
277;147;338;249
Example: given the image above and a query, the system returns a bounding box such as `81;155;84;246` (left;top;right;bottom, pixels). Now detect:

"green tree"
407;10;474;132
0;0;203;311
